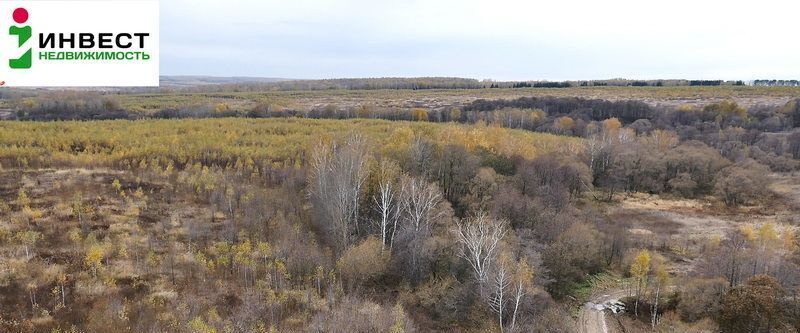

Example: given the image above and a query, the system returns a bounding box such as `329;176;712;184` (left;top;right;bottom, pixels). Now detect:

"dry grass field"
107;86;800;114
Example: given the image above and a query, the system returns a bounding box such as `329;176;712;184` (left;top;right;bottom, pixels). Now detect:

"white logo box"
0;0;159;87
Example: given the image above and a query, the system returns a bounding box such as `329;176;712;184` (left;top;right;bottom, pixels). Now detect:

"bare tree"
488;256;511;333
308;135;370;251
372;160;401;250
400;176;443;234
510;257;534;331
454;211;507;284
393;176;446;283
585;128;612;180
408;136;435;177
651;263;669;329
585;121;625;198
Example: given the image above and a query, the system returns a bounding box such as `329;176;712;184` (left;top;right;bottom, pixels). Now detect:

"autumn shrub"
714;160;770;207
337;237;389;291
543;222;604;298
717;275;787;333
678;278;727;322
308;297;416;333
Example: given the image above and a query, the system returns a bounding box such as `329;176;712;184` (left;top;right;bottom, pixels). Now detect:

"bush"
714;160;769;207
668;173;697;197
308;297;416;333
543;223;604;298
717;275;786;333
678;278;727;322
337;237;389;291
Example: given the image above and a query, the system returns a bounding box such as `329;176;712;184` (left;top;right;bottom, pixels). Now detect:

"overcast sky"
160;0;800;81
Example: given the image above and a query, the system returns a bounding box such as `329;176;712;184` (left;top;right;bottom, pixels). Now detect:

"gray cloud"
160;0;800;80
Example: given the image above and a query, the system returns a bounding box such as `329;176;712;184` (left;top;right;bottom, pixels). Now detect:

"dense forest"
0;87;799;332
14;91;799;173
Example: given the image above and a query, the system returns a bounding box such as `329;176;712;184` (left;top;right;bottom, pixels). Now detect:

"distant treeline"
508;81;572;88
160;78;756;93
12;93;132;121
2;78;788;96
753;80;800;87
463;97;653;123
505;79;745;88
171;77;488;92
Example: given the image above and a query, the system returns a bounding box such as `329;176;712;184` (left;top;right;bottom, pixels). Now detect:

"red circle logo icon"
13;7;28;24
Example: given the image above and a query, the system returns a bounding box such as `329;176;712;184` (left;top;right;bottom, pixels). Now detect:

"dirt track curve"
577;289;629;333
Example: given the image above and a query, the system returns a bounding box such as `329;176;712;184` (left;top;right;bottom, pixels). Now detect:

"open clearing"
577;172;800;333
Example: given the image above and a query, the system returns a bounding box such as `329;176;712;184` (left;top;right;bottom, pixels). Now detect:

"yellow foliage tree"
758;223;778;247
85;244;104;277
411;108;429;121
650;259;669;328
782;229;797;253
630;249;651;316
739;225;756;242
14;230;41;260
214;103;228;114
705;100;747;124
389;303;408;333
642;129;679;151
602;117;622;134
554;116;574;134
188;316;216;333
17;188;30;210
448;108;462;122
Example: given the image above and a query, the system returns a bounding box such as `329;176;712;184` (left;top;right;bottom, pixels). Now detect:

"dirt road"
577;289;630;333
